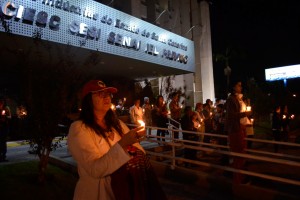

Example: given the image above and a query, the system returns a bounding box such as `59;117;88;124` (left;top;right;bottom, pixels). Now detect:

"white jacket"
68;120;144;200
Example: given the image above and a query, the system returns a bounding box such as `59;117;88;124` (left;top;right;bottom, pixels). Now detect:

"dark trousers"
0;130;8;160
273;130;281;153
183;134;198;162
247;135;254;149
171;119;180;139
229;127;247;184
157;129;166;142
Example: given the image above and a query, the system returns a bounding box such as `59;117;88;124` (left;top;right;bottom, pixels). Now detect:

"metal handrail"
135;125;300;187
167;117;181;129
146;151;300;186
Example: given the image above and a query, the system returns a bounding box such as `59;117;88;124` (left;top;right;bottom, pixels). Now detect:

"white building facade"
104;0;215;105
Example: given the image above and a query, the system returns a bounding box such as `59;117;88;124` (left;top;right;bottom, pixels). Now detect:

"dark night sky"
210;0;300;97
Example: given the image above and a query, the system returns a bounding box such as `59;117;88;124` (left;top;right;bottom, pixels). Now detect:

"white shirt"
129;105;143;124
68;120;144;200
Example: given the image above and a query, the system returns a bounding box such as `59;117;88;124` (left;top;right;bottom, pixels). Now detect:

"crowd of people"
271;104;294;152
111;81;256;185
1;78;297;199
68;79;247;199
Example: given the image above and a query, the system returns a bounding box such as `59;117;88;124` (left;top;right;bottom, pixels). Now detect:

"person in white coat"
68;80;146;200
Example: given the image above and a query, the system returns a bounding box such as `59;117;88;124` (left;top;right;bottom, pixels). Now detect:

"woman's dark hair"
79;93;124;140
229;79;242;94
184;106;192;114
195;102;202;109
217;104;224;109
155;95;163;106
273;105;281;113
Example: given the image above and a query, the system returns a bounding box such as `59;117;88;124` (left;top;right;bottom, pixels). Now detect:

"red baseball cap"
81;80;117;98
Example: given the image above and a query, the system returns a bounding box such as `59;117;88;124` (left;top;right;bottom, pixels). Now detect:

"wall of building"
120;0;215;105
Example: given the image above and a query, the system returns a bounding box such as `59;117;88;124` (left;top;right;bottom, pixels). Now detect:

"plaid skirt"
111;146;167;200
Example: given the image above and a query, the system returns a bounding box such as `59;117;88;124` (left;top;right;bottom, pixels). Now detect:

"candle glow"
246;106;251;112
290;114;295;119
111;104;116;110
137;120;145;131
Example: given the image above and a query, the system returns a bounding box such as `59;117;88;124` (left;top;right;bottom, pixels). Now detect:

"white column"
199;0;215;102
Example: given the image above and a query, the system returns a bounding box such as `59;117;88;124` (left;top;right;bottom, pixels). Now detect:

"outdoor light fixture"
154;9;167;23
107;0;114;6
184;24;202;35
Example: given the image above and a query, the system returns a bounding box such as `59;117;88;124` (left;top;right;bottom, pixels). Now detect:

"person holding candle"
68;80;166;200
169;92;182;139
129;98;144;126
195;102;205;139
281;105;293;142
181;107;199;165
0;98;11;162
225;80;251;184
115;99;124;116
142;97;152;135
272;105;282;153
203;103;213;143
152;95;168;143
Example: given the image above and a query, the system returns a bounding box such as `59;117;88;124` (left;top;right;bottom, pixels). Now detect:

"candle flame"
137;120;145;131
111;104;116;110
246;106;251;112
290;114;295;119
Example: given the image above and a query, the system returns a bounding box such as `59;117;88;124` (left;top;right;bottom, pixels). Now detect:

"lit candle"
137;120;145;131
250;118;254;124
290;114;295;119
283;115;286;119
246;106;251;112
123;97;126;102
1;110;5;115
110;104;116;110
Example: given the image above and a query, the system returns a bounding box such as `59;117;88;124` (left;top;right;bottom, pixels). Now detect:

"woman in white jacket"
68;80;146;200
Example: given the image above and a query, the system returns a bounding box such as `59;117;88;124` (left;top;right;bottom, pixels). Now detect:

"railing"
166;118;181;167
130;124;300;187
